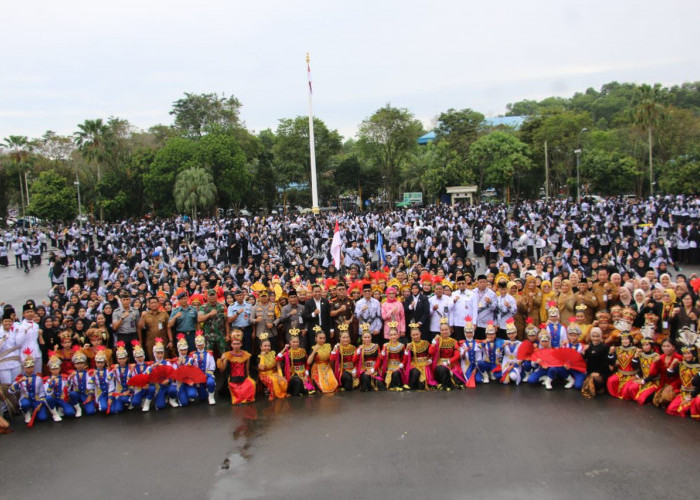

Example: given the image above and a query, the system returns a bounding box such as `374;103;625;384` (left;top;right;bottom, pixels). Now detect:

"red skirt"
228;377;256;405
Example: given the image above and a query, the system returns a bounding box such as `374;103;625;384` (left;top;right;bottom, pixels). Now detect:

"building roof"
417;116;526;144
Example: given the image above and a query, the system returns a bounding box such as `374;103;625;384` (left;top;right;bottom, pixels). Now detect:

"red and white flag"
306;53;313;95
331;220;342;267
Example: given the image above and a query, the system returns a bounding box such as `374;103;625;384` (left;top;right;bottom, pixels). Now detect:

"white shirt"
451;288;475;327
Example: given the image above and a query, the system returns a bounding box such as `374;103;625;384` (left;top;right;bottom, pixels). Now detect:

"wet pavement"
1;385;698;500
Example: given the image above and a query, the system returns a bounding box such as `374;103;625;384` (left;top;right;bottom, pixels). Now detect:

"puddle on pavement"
216;395;342;476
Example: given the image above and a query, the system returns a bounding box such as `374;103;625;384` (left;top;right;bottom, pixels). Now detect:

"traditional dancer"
477;321;502;382
257;332;288;400
355;324;384;392
331;325;358;391
606;331;637;399
110;341;133;414
666;327;700;417
379;322;407;391
404;322;435;390
68;347;95;417
460;317;484;386
500;319;522;385
307;326;338;394
217;330;256;405
10;349;54;425
280;329;315;396
44;350;75;419
430;318;465;390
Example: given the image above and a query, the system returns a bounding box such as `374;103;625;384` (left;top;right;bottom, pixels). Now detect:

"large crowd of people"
2;194;700;433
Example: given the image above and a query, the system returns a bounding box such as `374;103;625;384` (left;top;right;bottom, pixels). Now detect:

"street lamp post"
74;174;82;229
574;149;581;204
575;127;589;204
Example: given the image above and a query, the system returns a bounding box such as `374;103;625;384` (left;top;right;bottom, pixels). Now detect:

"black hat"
177;291;188;299
477;274;487;281
2;311;12;321
22;304;35;313
233;288;244;295
362;283;372;291
288;289;297;297
455;276;465;283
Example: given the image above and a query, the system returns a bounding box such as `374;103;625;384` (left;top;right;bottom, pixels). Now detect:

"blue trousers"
68;391;96;415
196;375;216;400
45;396;76;417
477;361;500;376
527;368;547;385
19;398;49;422
546;367;586;389
152;383;177;410
131;388;148;407
110;394;133;414
178;385;198;406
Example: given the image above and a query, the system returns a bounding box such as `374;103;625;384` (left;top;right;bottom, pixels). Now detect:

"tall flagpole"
307;52;320;214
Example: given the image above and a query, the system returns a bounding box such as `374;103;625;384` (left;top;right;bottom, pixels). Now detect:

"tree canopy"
2;81;700;222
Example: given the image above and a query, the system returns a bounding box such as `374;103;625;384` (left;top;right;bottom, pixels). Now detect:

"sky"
1;0;699;142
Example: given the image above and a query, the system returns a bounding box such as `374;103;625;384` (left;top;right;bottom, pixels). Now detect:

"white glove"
351;369;357;376
304;370;309;377
398;363;404;369
368;368;374;374
356;347;362;355
405;350;410;356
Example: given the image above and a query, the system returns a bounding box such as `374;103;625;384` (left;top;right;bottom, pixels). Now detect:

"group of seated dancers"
7;304;700;429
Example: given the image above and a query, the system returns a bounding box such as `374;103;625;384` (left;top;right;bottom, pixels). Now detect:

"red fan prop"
127;374;151;388
554;348;586;373
516;340;536;361
530;348;560;368
148;365;174;384
172;365;207;385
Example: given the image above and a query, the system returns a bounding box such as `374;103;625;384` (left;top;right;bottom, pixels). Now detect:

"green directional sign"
403;192;423;203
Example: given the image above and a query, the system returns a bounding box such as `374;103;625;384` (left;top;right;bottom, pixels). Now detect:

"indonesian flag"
307;53;313;95
331;220;342;267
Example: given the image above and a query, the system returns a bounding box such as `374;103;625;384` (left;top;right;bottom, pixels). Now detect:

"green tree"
27;170;77;222
274;117;342;205
631;84;669;195
144;131;249;214
580;149;638;195
1;135;33;218
357;105;423;208
659;151;700;194
170;92;242;137
74;118;110;220
435;108;485;161
468;132;531;198
523;111;592;197
174;167;216;219
34;131;75;161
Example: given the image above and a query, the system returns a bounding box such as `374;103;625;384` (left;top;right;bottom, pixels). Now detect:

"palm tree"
74;119;109;221
401;147;436;193
632;84;668;195
174;167;217;220
2;135;33;219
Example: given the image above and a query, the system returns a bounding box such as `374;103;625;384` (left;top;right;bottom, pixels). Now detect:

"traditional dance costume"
309;344;338;394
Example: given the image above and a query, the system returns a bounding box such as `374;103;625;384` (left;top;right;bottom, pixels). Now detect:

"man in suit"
303;284;332;349
406;283;431;340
